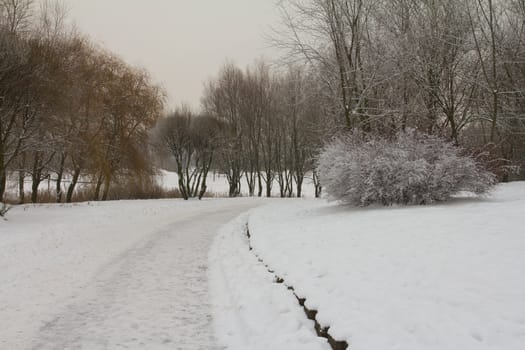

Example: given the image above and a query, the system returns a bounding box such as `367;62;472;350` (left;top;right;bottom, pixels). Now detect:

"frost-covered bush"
318;129;496;206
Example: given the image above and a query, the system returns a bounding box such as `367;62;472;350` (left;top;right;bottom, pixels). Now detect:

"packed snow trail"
0;199;262;350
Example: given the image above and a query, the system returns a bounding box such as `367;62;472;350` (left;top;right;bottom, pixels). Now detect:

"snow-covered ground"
3;182;524;350
209;213;330;350
242;183;525;350
0;198;263;349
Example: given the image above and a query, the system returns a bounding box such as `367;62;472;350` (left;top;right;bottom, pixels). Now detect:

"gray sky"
67;0;280;110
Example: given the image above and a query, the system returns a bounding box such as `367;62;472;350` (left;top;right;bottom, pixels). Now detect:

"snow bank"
208;212;329;350
247;183;525;350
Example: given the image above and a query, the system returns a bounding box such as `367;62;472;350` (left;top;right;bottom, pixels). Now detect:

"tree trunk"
285;171;293;197
278;173;285;198
228;169;241;197
31;175;40;203
18;170;25;204
265;175;272;198
0;168;6;203
31;154;41;203
176;166;188;200
228;180;238;197
0;148;7;202
66;166;81;203
257;170;263;197
18;153;26;204
101;174;112;201
18;152;26;204
313;169;322;198
55;153;66;203
245;171;255;196
198;169;208;200
31;177;40;203
296;175;304;198
93;173;103;201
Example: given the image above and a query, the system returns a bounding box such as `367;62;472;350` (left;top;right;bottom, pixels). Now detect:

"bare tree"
202;63;245;197
0;0;33;33
274;0;379;130
153;108;221;200
0;25;38;201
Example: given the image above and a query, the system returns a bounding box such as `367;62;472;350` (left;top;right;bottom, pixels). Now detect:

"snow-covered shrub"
318;129;496;206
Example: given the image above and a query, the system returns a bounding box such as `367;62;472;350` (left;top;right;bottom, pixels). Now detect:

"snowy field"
229;182;524;350
0;198;263;349
209;213;330;350
2;182;524;350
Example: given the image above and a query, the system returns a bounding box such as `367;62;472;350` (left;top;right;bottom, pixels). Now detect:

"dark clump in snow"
318;129;496;206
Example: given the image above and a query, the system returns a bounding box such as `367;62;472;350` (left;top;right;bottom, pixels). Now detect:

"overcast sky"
67;0;280;111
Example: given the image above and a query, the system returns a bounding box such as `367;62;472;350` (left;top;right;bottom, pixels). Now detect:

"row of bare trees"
152;61;327;199
5;0;523;204
1;0;164;205
272;0;525;179
153;107;221;200
201;62;326;198
155;0;525;201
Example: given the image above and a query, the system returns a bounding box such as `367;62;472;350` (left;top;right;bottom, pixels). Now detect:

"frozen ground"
0;198;262;349
246;183;525;350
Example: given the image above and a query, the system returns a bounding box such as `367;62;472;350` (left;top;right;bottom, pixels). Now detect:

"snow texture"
0;198;260;349
248;183;525;350
3;179;523;350
208;212;330;350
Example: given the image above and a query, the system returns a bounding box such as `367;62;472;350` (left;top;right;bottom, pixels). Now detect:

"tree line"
155;0;525;200
1;0;164;204
3;0;525;205
153;62;326;199
273;0;525;178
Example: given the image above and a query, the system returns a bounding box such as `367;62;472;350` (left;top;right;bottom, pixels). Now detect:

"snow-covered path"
0;199;261;350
